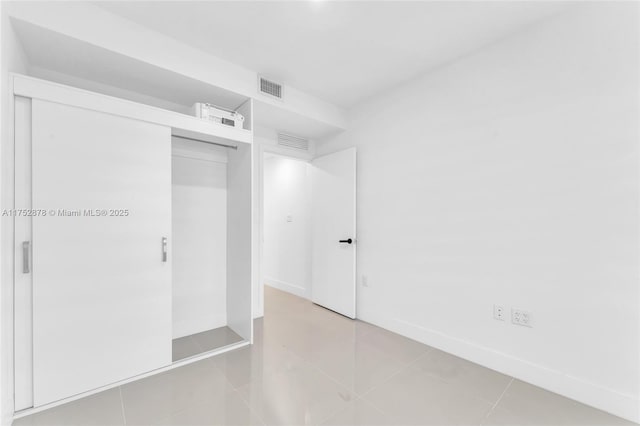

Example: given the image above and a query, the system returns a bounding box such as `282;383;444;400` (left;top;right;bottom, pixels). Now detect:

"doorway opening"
262;153;313;301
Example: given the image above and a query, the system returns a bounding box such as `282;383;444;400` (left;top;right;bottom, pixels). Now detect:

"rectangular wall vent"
259;76;283;99
278;133;309;151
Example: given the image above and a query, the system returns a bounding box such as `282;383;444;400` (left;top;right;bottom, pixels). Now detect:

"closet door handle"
22;241;30;273
339;238;353;244
162;237;168;262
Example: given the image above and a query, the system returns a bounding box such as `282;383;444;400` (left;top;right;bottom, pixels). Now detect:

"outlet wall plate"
493;305;505;321
512;308;532;327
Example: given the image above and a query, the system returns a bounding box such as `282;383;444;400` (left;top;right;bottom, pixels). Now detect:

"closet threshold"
171;339;249;367
172;326;245;362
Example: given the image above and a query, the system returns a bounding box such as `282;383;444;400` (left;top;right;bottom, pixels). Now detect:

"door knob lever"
339;238;353;244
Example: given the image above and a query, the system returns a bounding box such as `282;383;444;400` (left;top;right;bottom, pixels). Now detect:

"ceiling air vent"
278;133;309;151
258;76;283;100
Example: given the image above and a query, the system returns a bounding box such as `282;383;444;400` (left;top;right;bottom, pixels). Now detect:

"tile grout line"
284;327;431;404
212;348;268;426
357;346;433;402
318;396;393;426
352;360;415;423
285;339;394;424
485;377;514;421
234;388;268;426
229;344;355;426
492;377;514;410
118;386;127;426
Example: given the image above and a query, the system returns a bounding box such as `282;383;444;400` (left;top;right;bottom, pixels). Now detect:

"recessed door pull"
162;237;168;262
22;241;30;273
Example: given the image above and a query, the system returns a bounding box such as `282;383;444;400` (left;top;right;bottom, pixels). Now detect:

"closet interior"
171;132;251;361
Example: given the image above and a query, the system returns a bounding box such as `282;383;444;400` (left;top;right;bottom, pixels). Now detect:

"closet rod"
172;134;238;150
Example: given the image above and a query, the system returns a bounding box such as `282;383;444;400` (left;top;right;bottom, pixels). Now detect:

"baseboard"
264;277;309;299
359;313;640;424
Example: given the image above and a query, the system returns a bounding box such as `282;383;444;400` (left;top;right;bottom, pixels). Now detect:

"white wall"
263;155;312;299
171;139;228;339
317;3;639;422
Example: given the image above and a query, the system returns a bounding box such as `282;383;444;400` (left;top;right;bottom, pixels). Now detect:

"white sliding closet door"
31;100;172;406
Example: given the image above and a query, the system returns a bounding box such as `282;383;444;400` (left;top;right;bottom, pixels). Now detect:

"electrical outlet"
493;305;505;321
362;275;369;287
511;308;532;327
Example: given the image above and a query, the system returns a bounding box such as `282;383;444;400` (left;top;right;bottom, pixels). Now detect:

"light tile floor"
14;286;634;426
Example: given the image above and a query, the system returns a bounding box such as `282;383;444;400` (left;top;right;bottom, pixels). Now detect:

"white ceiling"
95;1;570;109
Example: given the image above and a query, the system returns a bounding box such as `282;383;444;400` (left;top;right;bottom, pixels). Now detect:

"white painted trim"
248;98;257;336
264;278;309;300
1;70;17;426
253;142;265;319
11;74;252;145
12;340;250;420
360;313;640;424
250;112;259;327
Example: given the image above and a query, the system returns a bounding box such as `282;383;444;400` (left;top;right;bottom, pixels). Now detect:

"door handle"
339;238;353;244
162;237;168;262
22;241;30;273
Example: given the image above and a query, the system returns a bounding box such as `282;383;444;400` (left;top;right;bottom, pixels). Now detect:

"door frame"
2;74;18;426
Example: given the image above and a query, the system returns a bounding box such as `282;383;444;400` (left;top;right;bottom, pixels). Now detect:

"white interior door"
30;99;172;406
311;147;356;318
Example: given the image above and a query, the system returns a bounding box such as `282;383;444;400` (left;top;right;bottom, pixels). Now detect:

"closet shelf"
170;118;252;146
